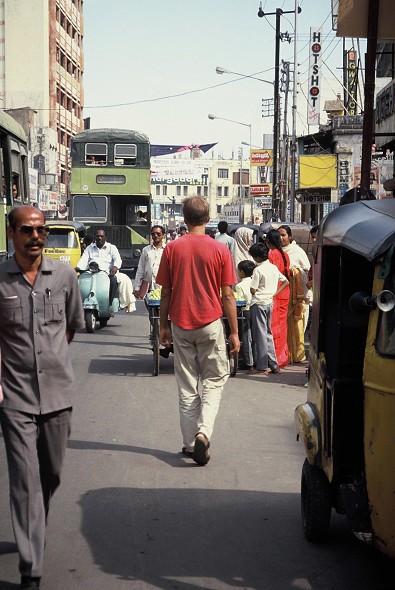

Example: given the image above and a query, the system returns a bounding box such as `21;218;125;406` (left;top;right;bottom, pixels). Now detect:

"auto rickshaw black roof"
319;199;395;261
45;220;86;234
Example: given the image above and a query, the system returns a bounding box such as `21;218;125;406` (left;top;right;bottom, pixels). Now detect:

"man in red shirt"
157;197;240;466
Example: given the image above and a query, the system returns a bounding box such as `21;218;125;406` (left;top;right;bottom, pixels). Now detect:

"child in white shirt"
235;260;256;370
248;243;289;375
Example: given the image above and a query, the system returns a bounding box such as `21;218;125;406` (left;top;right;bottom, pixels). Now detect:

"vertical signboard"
346;49;358;116
307;27;323;128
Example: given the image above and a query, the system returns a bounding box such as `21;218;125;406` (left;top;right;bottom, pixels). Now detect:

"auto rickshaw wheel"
301;458;331;542
85;310;97;333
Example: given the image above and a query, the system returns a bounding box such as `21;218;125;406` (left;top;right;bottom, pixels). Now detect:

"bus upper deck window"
114;143;137;166
85;143;107;166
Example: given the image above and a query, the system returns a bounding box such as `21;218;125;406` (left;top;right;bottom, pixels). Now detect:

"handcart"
224;299;246;377
146;293;245;378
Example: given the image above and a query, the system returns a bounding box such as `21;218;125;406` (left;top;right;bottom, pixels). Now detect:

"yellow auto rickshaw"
295;198;395;559
43;220;85;267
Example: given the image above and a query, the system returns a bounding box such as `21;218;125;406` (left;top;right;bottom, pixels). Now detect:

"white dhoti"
116;272;136;312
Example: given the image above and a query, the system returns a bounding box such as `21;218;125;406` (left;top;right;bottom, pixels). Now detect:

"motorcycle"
78;261;120;332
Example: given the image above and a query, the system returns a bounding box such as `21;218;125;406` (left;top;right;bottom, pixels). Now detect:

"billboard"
299;155;337;189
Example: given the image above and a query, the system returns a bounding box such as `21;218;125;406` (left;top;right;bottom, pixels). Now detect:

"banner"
307;27;323;127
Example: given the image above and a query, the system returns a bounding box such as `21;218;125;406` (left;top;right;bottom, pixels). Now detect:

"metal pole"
360;0;379;197
239;146;243;223
289;0;298;222
249;125;254;224
272;8;281;219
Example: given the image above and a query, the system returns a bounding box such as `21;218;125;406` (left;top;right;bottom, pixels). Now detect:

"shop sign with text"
250;150;272;167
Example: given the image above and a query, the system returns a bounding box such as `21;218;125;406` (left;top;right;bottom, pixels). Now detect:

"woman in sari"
266;229;290;367
234;227;255;269
278;225;311;363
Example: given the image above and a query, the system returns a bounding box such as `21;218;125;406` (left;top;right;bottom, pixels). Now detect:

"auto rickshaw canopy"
319;199;395;261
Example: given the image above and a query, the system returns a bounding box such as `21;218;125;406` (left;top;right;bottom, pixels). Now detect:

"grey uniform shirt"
0;256;84;414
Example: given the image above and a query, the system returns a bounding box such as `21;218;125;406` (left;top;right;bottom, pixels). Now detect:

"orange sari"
268;249;290;367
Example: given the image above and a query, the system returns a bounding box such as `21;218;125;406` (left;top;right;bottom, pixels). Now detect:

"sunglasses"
16;225;49;237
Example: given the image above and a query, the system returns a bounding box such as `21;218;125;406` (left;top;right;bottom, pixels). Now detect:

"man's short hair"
217;221;228;234
151;225;165;234
182;196;209;227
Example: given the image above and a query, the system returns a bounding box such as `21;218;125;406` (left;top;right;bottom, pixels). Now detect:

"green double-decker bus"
70;128;151;272
0;110;30;261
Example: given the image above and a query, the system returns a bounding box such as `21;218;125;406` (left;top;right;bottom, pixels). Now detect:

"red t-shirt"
156;233;237;329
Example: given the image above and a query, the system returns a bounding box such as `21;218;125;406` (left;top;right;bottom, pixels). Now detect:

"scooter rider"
75;228;120;303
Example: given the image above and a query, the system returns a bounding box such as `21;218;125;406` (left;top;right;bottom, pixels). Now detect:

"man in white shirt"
76;228;135;311
134;225;166;298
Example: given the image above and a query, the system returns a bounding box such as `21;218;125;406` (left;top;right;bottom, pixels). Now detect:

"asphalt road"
1;302;394;589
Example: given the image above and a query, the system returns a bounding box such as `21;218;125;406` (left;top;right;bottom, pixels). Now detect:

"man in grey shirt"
216;221;236;268
0;206;84;589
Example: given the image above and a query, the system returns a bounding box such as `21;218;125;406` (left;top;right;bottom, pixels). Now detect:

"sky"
82;0;365;159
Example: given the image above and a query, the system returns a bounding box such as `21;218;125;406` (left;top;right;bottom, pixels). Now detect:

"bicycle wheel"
152;318;160;376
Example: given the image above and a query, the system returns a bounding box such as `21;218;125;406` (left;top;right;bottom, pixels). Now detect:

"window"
197;186;202;196
176;186;181;196
217;186;222;197
85;143;107;166
203;186;208;197
114;143;137;166
183;186;188;196
163;185;167;196
218;168;229;179
224;187;229;197
73;195;107;222
156;185;160;196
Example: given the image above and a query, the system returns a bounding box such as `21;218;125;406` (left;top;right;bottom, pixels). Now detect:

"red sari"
268;249;290;367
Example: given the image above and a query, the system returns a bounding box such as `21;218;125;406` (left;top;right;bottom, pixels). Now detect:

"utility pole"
280;60;290;221
273;8;282;219
258;3;301;220
360;0;379;197
289;0;300;222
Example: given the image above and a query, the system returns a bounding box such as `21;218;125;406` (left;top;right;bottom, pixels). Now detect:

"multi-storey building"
151;154;262;227
1;0;84;200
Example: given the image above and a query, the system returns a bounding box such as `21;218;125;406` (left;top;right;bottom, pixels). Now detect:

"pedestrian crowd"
0;201;313;589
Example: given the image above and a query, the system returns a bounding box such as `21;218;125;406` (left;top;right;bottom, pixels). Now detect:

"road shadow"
77;486;395;590
67;439;192;469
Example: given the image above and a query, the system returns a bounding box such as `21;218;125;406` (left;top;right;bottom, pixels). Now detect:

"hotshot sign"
307;27;322;127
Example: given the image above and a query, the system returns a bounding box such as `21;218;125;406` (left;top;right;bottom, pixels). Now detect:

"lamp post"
215;66;274;87
215;65;275;221
208;114;252;224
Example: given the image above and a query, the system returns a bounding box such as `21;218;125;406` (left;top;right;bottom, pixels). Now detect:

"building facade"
151;154;263;227
1;0;84;201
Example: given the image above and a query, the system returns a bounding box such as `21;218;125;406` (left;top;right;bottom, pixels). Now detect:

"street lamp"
208;114;252;224
215;66;274;87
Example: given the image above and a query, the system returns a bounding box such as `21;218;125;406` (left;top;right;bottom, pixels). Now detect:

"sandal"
193;433;210;466
248;368;269;376
182;447;194;458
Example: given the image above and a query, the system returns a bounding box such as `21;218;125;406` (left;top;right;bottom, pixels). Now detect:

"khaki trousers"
171;319;230;451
